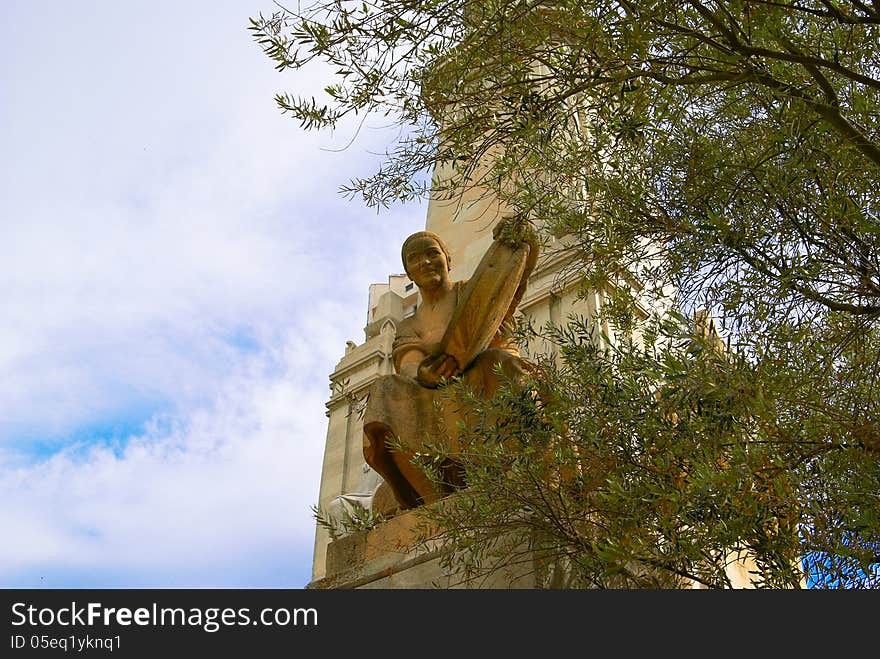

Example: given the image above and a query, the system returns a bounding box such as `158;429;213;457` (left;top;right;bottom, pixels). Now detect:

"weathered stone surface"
312;504;775;589
311;507;439;589
310;501;580;589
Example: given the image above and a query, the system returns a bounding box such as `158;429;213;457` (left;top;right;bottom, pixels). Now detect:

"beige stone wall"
310;506;560;589
311;301;398;580
424;160;508;283
312;506;770;589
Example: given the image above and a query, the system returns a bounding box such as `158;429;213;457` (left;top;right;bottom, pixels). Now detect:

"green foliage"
313;503;386;542
419;317;811;587
254;1;880;588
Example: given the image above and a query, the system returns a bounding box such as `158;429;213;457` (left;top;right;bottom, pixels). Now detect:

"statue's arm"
397;346;425;379
394;300;462;388
494;216;540;327
392;317;422;375
398;344;460;387
416;353;460;388
512;231;539;308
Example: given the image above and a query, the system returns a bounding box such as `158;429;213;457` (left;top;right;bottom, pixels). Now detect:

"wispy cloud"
0;330;326;587
0;1;425;586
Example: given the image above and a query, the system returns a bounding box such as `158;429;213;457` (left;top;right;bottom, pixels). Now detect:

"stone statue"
363;219;539;510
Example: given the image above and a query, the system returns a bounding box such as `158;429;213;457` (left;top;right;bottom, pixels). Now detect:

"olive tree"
251;1;880;587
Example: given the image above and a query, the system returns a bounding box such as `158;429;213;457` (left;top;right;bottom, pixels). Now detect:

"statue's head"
401;231;452;289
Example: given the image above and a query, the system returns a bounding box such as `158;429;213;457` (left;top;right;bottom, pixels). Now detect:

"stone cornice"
331;345;388;381
326;366;389;412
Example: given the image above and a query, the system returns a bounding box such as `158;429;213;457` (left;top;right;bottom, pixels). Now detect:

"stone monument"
363;221;538;510
308;195;614;587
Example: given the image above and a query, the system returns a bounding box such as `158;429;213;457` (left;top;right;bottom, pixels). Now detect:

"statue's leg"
390;450;446;505
363;423;421;510
363;373;458;508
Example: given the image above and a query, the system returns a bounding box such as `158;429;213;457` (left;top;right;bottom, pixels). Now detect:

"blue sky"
1;1;424;587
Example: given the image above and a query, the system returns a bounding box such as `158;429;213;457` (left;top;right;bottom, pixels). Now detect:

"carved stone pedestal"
307;502;774;589
306;506;553;589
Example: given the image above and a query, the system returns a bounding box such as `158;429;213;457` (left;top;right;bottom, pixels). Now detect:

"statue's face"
404;236;450;291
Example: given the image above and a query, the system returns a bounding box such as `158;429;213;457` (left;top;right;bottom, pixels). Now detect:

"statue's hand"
416;353;461;388
493;214;537;249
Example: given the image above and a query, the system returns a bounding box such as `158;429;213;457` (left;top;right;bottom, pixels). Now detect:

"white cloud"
0;1;419;441
0;1;427;586
0;329;329;587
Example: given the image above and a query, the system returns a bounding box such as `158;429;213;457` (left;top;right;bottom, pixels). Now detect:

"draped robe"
363;240;533;510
